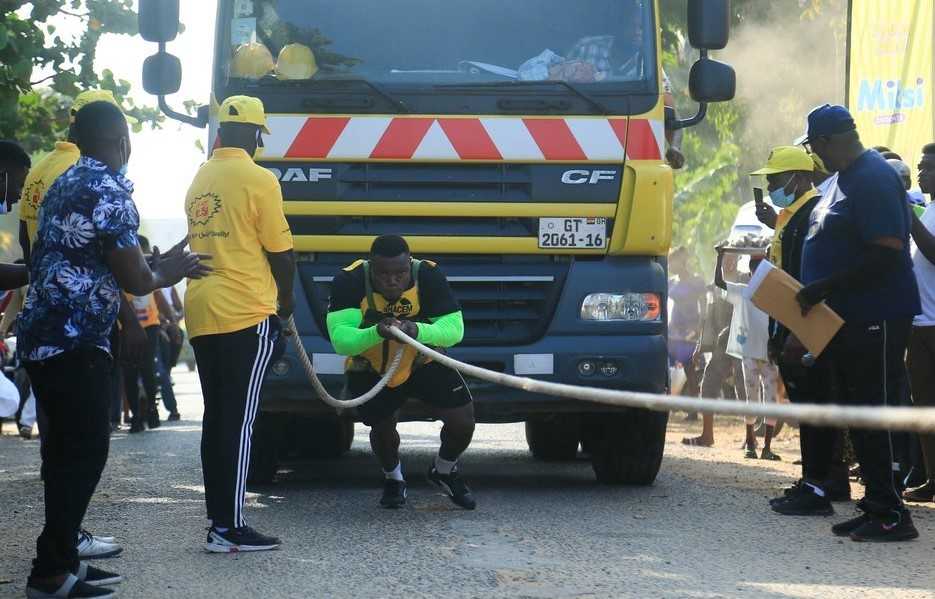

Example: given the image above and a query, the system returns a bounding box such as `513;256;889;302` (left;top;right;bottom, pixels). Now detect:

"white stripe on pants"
234;319;274;528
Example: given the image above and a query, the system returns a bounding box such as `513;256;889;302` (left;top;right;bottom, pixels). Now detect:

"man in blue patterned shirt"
17;101;210;599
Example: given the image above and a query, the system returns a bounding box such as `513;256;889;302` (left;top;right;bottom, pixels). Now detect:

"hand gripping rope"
287;317;404;408
286;318;935;433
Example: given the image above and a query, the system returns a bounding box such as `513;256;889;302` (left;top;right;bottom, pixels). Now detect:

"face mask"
118;137;130;176
0;172;9;215
253;130;264;160
769;176;796;208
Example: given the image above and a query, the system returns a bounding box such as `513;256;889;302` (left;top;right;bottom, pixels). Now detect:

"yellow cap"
276;43;318;80
231;42;274;80
810;153;829;175
70;90;137;125
750;146;815;176
218;95;270;134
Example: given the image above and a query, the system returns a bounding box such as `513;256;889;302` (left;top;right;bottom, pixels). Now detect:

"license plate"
538;218;607;249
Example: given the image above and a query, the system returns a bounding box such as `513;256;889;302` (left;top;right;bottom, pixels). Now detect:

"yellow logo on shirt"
187;193;222;226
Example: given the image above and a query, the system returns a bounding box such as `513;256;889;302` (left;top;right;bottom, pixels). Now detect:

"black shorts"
348;362;472;426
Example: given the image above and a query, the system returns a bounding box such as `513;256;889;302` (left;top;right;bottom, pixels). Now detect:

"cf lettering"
561;170;591;184
589;170;616;184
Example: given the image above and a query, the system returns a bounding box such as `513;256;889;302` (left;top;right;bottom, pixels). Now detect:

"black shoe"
380;479;407;509
128;420;144;434
770;485;834;516
769;479;805;507
76;563;122;587
26;574;115;598
831;512;872;537
428;465;476;510
167;412;181;422
147;413;161;429
849;510;919;542
904;480;935;503
205;526;281;553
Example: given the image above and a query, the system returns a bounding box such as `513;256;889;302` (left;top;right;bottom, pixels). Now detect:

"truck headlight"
580;293;661;322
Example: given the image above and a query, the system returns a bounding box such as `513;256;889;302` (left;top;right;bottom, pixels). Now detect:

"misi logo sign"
857;78;926;125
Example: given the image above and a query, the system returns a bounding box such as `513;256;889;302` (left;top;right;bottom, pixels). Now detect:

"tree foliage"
0;1;164;153
660;0;847;277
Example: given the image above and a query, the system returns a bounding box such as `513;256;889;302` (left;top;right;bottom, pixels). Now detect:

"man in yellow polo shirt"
19;90;130;262
750;146;850;508
184;95;295;553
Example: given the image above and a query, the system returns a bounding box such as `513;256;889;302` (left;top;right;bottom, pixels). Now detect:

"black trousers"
25;349;112;578
122;325;161;425
779;354;848;488
807;319;911;514
192;317;280;529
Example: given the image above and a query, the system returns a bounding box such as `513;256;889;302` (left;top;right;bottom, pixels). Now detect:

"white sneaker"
77;530;122;559
81;529;116;544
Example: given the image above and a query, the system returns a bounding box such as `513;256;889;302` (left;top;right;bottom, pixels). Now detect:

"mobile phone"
753;187;764;204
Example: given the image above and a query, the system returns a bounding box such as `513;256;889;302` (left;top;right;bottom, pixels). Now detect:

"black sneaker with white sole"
26;574;115;598
205;526;281;553
380;479;407;509
75;562;122;587
427;465;476;510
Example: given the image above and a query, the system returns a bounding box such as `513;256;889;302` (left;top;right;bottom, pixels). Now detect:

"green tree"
661;0;847;277
0;1;164;153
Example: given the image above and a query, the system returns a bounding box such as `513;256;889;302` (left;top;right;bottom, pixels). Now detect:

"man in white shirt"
906;142;935;502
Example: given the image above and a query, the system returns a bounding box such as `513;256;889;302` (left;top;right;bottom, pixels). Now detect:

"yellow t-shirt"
184;147;293;338
20;142;81;244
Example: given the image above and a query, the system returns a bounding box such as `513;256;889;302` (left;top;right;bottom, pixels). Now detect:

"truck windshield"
220;0;656;108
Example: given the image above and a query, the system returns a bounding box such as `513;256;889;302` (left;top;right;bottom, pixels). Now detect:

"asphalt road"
1;369;934;598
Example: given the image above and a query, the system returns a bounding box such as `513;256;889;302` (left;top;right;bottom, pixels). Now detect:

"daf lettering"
266;167;334;183
561;169;617;185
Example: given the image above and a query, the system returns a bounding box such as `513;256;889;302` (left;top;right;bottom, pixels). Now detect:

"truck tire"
248;413;281;485
298;416;355;459
586;409;668;485
524;416;580;461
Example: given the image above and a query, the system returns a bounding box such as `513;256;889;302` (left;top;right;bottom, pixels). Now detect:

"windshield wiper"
261;77;408;113
344;78;409;113
436;80;608;115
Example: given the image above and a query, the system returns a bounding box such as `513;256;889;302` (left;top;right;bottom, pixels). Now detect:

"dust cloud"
721;3;846;169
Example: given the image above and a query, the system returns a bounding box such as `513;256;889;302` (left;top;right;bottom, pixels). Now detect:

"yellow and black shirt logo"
187;192;222;227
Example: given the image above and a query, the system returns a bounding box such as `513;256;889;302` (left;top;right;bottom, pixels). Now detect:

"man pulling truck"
327;235;476;510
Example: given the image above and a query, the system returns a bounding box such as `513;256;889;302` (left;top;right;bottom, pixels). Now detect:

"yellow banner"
848;0;934;184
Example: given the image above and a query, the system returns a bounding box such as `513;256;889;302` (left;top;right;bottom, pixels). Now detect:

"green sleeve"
326;308;383;356
415;311;464;348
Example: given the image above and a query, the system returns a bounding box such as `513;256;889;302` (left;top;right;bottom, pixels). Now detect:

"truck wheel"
586;409;668;485
248;413;280;485
524;416;580;461
298;416;354;459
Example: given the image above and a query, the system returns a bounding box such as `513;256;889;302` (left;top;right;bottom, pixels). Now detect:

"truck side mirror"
143;52;182;96
689;58;736;103
687;0;730;50
139;0;180;43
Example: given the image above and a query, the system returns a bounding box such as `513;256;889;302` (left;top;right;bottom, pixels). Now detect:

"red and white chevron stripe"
262;116;664;162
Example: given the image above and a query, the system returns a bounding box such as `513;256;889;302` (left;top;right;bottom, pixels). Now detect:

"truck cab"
138;0;734;485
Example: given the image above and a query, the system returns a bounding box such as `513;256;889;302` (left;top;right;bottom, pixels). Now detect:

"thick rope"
287;317;403;408
285;318;935;433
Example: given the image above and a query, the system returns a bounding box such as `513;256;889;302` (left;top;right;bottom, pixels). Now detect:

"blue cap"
795;104;856;145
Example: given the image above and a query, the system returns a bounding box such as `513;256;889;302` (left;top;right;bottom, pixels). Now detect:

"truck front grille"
299;257;568;347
